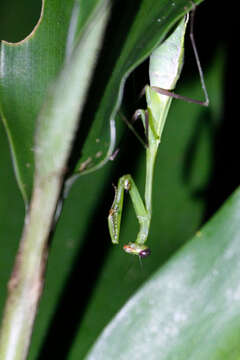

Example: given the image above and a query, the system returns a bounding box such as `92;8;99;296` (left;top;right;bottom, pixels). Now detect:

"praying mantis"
108;11;209;258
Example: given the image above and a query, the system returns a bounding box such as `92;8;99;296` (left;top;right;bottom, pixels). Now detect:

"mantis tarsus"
108;11;209;258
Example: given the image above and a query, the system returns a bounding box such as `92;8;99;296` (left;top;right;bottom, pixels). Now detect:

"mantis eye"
123;243;151;258
139;248;151;258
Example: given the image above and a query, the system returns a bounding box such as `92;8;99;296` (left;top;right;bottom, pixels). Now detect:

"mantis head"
123;242;151;258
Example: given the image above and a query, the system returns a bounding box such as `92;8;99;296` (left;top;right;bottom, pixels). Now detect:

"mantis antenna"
108;9;209;258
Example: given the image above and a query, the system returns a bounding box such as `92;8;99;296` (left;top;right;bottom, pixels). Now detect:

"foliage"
0;0;237;359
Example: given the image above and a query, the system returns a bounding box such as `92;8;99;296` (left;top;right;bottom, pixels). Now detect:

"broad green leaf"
87;186;240;360
0;0;106;204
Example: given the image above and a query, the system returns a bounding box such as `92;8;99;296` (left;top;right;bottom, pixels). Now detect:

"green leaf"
34;1;110;180
86;186;240;359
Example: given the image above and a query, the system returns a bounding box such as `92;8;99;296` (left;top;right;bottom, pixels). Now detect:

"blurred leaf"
34;0;110;181
87;186;240;360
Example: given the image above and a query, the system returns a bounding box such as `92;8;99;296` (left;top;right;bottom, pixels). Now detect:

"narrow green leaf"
34;1;110;180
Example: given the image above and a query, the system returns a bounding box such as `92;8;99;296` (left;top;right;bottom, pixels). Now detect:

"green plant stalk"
0;176;62;359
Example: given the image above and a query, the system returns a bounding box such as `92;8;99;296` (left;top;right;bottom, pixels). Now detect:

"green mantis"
108;13;208;258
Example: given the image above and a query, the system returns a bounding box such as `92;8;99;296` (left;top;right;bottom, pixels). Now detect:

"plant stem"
0;175;62;359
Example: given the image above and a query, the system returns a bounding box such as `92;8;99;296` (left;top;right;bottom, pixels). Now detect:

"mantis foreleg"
108;174;151;258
